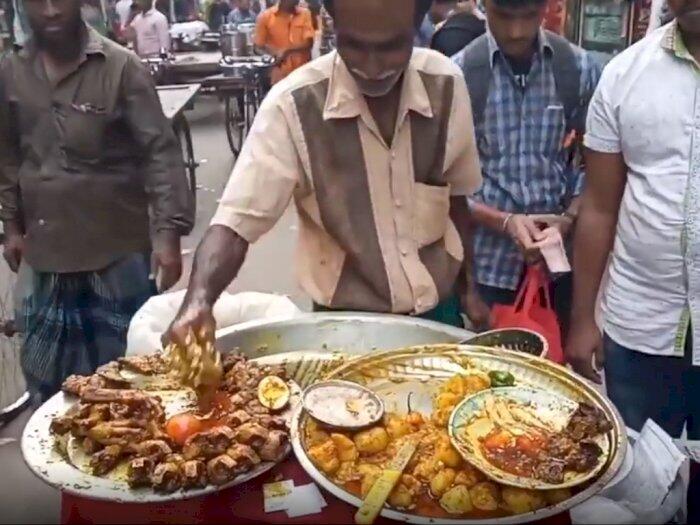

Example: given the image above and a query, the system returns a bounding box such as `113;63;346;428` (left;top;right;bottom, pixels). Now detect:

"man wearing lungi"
0;0;194;400
167;0;487;345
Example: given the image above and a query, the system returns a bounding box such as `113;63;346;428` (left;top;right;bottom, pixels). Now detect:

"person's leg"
682;331;700;523
603;333;687;436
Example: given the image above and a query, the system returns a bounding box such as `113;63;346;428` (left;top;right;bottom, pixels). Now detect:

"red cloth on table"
61;457;572;525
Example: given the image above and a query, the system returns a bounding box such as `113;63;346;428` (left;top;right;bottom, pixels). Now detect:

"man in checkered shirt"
454;0;601;332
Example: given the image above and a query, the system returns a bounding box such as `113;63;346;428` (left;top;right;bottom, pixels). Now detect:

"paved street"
0;95;305;524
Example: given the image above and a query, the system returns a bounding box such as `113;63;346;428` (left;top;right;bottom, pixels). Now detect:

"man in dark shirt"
0;0;194;399
208;0;231;30
431;0;485;57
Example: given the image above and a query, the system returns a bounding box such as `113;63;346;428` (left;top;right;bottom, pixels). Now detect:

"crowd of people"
1;0;700;518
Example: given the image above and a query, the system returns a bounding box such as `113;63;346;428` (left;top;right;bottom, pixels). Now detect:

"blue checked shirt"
461;30;601;290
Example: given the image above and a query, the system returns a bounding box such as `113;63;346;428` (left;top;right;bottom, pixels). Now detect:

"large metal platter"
291;344;628;525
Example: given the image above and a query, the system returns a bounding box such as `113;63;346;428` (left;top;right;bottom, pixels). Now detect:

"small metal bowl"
301;380;384;430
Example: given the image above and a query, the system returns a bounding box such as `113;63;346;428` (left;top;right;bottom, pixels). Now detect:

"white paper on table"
285;483;327;518
263;480;295;513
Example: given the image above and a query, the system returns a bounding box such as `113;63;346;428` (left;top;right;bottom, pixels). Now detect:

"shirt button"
391;152;396;159
395;199;402;208
401;249;408;256
38;219;46;226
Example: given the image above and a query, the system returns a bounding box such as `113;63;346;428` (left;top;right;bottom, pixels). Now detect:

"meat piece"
118;355;169;376
182;460;207;489
207;455;238;486
233;423;269;448
150;462;183;493
109;402;132;420
566;404;613;441
82;437;102;455
222;353;246;373
90;445;125;476
81;388;165;423
62;375;95;396
534;458;566;484
128;456;156;487
225;410;252;427
50;416;74;436
182;426;235;460
254;414;287;431
134;440;172;461
226;443;261;472
163;453;185;466
245;400;269;416
566;442;602;473
72;404;112;437
257;430;289;462
88;420;147;446
228;391;254;408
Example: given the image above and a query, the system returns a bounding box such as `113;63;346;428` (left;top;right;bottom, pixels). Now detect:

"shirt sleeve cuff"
584;134;621;154
210;207;270;245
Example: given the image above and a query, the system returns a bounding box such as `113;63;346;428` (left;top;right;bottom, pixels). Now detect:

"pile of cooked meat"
482;402;613;485
50;353;290;493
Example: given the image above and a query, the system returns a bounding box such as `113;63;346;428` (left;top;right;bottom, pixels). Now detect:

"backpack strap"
545;30;584;134
455;33;491;130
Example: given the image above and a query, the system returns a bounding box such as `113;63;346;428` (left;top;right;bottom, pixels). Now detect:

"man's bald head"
326;0;429;98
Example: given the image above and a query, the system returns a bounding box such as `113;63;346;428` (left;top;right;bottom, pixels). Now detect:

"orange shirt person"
255;0;315;84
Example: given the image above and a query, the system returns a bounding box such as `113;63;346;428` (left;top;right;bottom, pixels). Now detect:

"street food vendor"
0;0;194;399
168;0;485;344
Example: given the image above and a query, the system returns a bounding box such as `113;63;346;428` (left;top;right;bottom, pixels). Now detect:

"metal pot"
220;27;248;57
214;312;473;356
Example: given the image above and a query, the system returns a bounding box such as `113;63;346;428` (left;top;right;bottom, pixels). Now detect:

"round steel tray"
291;343;627;525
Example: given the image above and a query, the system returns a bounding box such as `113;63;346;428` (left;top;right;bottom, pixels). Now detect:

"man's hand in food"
461;288;490;331
505;214;545;264
565;315;604;384
164;297;216;348
3;222;24;273
152;229;183;292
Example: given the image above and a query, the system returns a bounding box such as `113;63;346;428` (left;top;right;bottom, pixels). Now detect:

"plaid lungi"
15;253;155;398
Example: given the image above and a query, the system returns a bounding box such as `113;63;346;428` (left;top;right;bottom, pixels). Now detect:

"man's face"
239;0;250;10
430;1;456;24
334;0;415;98
484;0;546;59
668;0;700;35
24;0;82;46
279;0;299;11
134;0;151;11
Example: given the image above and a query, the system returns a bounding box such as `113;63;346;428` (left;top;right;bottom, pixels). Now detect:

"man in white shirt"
128;0;170;57
115;0;133;30
566;0;700;517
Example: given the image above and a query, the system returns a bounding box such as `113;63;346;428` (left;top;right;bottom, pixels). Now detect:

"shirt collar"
19;23;105;60
323;51;434;122
661;20;700;69
486;27;552;67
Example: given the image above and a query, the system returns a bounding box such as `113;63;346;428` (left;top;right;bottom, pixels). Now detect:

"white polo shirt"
585;22;700;361
130;8;170;58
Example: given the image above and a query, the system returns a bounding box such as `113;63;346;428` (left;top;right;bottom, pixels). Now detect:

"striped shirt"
212;48;482;314
466;30;601;290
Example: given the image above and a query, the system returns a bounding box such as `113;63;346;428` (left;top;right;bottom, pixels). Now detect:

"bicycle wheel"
224;94;244;157
173;115;197;197
0;260;30;425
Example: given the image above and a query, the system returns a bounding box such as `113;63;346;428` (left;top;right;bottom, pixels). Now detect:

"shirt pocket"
59;102;108;163
414;182;450;248
290;18;309;44
539;105;566;155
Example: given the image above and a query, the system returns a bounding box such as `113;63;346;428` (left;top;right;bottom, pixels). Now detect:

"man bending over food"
168;0;484;343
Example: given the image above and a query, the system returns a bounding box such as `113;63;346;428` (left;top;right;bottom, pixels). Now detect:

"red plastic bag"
490;266;564;363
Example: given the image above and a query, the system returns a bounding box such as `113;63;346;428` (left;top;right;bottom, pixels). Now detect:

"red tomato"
166;413;203;446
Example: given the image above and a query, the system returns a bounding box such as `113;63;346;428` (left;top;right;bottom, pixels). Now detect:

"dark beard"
34;18;83;60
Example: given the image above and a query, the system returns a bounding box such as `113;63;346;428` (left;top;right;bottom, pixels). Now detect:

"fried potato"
440;485;473;515
544;488;572;505
454;465;483;488
435;392;460;410
354;427;389;455
307;440;339;475
430;468;457;497
330;433;358;462
305;419;331;448
358;464;382;497
502;487;547;514
385;414;412;440
412;457;440;481
436;440;462;468
470;481;500;511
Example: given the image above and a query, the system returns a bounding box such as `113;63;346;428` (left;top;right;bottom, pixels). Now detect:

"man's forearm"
450;197;477;293
183;225;249;308
570;198;616;322
469;200;510;233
